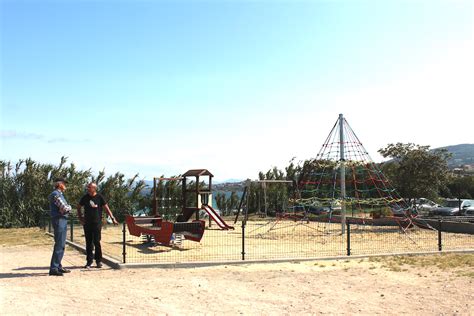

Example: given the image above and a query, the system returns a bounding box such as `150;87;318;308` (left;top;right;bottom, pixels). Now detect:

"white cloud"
0;130;43;139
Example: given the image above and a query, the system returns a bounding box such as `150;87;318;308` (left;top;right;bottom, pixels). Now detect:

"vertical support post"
182;176;187;213
70;217;74;242
242;180;250;261
241;221;246;260
152;177;157;216
263;182;267;217
122;221;126;263
208;174;212;195
438;220;442;252
339;113;346;234
234;186;247;224
48;217;52;233
41;211;45;230
346;222;351;256
195;176;200;221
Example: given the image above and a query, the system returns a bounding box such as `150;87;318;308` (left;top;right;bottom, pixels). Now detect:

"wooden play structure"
177;169;233;230
125;169;232;246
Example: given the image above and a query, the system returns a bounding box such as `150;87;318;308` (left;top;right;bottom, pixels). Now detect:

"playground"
60;215;474;265
1;228;473;315
98;115;471;266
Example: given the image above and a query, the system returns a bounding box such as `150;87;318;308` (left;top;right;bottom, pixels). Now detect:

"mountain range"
437;143;474;167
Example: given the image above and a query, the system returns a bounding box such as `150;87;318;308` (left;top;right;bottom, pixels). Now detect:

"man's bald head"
87;182;98;195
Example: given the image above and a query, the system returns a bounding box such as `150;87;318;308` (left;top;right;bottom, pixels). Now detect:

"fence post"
70;216;74;242
346;222;351;256
48;216;52;233
241;222;246;261
40;212;45;230
122;221;126;264
438;220;442;252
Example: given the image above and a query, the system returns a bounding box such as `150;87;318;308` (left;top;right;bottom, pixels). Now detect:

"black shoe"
59;267;71;273
49;270;64;276
96;262;103;268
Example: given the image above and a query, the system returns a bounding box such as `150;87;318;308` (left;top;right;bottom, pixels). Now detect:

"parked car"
414;198;439;215
307;200;342;215
463;201;474;216
390;204;408;217
428;199;474;216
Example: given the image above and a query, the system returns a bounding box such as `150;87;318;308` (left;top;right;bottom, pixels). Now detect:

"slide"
201;205;234;230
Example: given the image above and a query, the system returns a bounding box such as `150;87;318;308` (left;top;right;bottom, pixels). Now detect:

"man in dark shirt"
77;182;118;268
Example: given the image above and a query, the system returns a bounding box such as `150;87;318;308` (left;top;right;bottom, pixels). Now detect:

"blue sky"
1;0;473;181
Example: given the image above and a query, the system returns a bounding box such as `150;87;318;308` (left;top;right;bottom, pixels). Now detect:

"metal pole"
339;113;346;234
70;217;73;242
242;180;250;260
234;185;247;224
241;221;246;260
263;182;267;217
346;222;351;256
122;221;126;263
438;220;442;252
153;177;157;216
245;180;250;223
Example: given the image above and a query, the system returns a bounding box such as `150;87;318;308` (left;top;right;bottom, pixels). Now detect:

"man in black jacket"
77;182;118;268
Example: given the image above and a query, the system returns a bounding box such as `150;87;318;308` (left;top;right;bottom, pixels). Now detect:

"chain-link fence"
41;212;474;264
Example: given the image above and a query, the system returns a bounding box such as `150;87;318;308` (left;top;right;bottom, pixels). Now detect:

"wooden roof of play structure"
182;169;214;177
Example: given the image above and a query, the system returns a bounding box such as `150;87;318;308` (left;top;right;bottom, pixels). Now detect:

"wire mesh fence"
40;212;474;264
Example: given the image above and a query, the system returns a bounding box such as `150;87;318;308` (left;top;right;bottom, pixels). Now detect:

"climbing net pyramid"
296;114;409;217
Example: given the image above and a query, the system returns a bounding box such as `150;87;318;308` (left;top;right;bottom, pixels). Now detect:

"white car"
414;198;438;215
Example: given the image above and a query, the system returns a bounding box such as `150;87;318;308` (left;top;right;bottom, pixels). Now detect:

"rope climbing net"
294;115;410;218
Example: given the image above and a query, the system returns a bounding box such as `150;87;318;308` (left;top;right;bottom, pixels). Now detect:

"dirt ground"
0;229;473;315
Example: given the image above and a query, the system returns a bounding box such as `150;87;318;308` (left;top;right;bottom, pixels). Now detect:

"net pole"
339;114;346;234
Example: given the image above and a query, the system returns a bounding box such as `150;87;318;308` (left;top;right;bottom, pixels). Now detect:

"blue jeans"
50;216;68;271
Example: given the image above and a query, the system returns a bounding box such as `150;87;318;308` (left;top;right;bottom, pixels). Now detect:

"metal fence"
41;213;474;264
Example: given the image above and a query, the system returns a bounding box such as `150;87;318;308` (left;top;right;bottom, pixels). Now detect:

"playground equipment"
125;215;205;245
176;169;233;230
234;114;416;238
125;169;233;246
292;114;415;233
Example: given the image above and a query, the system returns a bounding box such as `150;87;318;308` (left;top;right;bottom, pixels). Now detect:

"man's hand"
112;217;118;225
79;217;85;226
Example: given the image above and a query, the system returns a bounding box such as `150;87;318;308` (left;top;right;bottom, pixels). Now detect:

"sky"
1;0;473;182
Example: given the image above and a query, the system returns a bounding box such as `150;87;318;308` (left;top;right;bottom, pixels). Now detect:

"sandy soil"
1;240;473;315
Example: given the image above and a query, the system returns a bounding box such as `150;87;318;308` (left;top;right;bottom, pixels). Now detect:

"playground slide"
201;205;234;230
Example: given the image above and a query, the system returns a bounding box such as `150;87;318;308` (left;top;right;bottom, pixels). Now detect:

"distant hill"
436;144;474;167
214;178;244;184
213;181;245;192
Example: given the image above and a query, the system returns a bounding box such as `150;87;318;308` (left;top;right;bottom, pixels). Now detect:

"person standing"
48;177;72;276
77;182;118;268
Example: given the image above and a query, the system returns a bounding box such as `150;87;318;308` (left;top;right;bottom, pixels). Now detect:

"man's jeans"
50;216;68;271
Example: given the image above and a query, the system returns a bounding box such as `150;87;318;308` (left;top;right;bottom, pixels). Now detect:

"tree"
214;192;227;212
378;143;452;201
228;191;239;214
0;157;146;227
445;175;474;199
